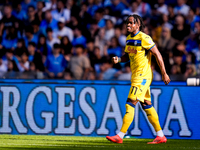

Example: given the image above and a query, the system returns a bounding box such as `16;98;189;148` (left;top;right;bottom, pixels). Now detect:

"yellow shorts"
128;78;152;102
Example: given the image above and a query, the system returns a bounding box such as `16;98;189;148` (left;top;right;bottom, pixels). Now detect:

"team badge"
134;41;137;45
148;40;153;44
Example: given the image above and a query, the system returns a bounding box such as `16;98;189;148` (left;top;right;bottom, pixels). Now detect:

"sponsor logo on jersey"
127;46;137;54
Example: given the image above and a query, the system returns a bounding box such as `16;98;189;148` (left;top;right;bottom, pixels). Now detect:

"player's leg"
106;86;138;143
140;88;167;144
119;98;138;137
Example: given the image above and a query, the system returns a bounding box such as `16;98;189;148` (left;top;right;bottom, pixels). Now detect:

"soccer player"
106;14;171;144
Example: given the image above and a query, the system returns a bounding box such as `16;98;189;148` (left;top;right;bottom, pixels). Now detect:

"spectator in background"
45;43;67;78
192;40;200;75
1;26;18;51
182;52;196;73
66;15;80;30
136;0;151;17
3;49;20;70
18;52;29;72
184;63;196;79
53;17;73;42
156;0;168;15
194;22;200;40
171;14;190;42
32;20;41;40
94;28;106;56
158;27;176;72
14;39;27;57
0;57;7;73
60;36;72;61
12;2;27;21
98;56;117;80
122;1;139;16
44;0;57;11
110;0;126;15
151;13;173;43
46;27;60;49
185;31;199;52
27;42;44;72
68;45;91;80
104;18;115;41
37;34;52;57
158;27;176;54
29;61;36;72
169;64;183;81
24;26;38;47
0;0;200;80
79;2;92;27
173;49;185;74
174;0;190;16
21;0;36;12
0;10;2;20
87;71;96;80
187;8;200;31
104;36;122;57
35;1;45;23
66;0;80;17
51;0;70;22
114;26;126;47
24;5;39;27
167;4;175;25
86;39;95;57
91;46;103;73
7;59;19;72
0;4;17;37
88;20;99;40
115;62;131;80
72;26;86;47
161;13;173;30
87;0;99;16
40;10;58;35
151;61;162;81
94;8;105;28
64;69;73;80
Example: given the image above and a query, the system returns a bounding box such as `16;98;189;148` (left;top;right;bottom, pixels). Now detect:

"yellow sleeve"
142;35;155;50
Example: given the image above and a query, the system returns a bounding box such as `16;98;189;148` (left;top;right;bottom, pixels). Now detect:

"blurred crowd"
0;0;200;81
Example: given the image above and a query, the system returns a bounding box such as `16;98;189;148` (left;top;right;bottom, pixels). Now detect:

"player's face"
126;17;139;33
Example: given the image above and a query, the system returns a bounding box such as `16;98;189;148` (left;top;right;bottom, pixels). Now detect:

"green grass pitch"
0;135;199;150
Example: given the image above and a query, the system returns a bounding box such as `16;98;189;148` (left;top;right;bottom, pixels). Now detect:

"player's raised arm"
111;53;129;64
150;46;171;85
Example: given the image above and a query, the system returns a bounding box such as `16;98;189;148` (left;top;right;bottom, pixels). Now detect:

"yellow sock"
120;102;135;133
143;105;162;132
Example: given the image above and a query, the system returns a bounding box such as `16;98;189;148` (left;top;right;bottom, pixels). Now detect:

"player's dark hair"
126;14;145;31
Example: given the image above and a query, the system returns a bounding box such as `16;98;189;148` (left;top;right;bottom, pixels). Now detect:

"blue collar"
131;31;140;37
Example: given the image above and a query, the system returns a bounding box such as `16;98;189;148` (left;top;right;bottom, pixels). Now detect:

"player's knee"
126;98;138;106
144;100;152;106
140;100;152;109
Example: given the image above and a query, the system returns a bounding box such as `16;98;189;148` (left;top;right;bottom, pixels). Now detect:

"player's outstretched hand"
162;73;171;85
111;56;119;64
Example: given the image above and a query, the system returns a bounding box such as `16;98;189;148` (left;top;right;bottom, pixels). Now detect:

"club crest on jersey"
148;40;153;44
127;46;137;54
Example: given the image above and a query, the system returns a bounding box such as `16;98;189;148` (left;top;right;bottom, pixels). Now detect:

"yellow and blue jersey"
125;31;155;83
